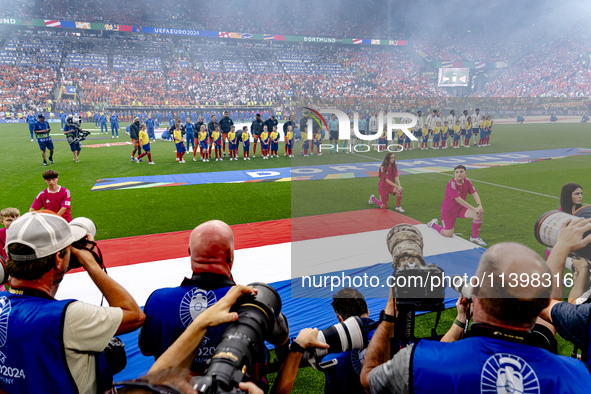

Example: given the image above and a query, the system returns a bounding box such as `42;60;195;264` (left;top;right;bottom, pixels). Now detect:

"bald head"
189;220;234;277
473;242;551;330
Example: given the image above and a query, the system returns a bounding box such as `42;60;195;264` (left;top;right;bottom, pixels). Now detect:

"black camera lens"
191;283;281;394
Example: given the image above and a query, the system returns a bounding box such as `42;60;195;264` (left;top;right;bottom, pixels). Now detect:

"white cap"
5;212;86;261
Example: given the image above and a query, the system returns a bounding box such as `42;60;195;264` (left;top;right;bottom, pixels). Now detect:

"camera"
190;282;282;394
68;217;101;271
386;224;446;309
385;224;446;345
534;206;591;260
65;114;91;144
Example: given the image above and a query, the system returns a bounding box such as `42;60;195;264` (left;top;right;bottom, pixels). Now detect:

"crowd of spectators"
0;65;57;111
475;38;591;97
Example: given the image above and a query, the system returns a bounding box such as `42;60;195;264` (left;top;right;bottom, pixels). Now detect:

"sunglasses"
115;380;185;394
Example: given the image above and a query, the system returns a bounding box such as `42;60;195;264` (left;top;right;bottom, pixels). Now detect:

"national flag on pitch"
441;62;453;68
75;22;90;29
59;210;484;382
353;39;362;44
263;34;274;40
475;62;485;69
118;25;133;32
44;20;61;27
371;39;380;45
241;33;252;39
389;40;398;45
60;21;76;28
274;35;285;41
229;32;242;39
219;32;230;38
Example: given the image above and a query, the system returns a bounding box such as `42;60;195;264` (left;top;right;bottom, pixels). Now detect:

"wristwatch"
379;310;396;324
289;340;305;353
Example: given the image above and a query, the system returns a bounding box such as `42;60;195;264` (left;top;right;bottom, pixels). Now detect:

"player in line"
173;122;187;163
270;126;280;158
228;126;238;160
427;164;486;246
242;126;251;160
136;124;155;164
260;125;270;159
453;120;461;148
198;125;209;162
285;126;294;157
368;152;405;212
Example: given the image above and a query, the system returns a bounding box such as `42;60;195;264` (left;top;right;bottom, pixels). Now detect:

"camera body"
68;217;99;271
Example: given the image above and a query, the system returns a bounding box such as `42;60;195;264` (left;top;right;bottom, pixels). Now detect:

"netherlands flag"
353;39;363;44
44;20;61;27
59;210;484;380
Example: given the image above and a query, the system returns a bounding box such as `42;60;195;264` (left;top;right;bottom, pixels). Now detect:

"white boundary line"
433;171;559;199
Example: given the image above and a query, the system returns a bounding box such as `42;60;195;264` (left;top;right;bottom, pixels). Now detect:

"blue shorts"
303;141;310;149
442;133;448;139
200;142;208;150
397;138;404;145
422;136;428;143
480;129;486;139
287;142;293;149
69;142;81;151
271;142;278;150
229;143;236;150
38;139;54;151
414;130;422;138
243;144;250;151
460;128;466;136
175;142;186;153
454;134;460;141
433;135;440;142
142;143;151;152
261;143;268;149
405;136;411;143
472;128;479;135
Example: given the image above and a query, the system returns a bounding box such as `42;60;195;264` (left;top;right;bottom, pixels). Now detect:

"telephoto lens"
312;316;367;359
535;207;591;260
191;283;282;394
450;275;473;300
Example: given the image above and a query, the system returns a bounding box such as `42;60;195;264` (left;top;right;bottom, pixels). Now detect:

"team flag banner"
58;210;484;381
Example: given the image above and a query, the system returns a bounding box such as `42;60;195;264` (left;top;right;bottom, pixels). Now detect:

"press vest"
141;281;232;374
411;336;591;393
0;292;113;394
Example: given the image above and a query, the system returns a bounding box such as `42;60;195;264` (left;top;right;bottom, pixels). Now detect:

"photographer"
360;242;591;394
117;285;264;394
2;212;145;394
63;114;84;163
541;218;591;366
139;220;289;389
322;288;377;394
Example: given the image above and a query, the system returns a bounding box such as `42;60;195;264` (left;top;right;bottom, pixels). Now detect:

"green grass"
2;121;590;392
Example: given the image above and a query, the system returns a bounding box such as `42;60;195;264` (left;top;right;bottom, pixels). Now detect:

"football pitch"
1;122;590;391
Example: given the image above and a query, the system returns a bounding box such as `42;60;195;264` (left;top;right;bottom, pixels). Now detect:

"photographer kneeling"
1;212;145;394
360;242;591;394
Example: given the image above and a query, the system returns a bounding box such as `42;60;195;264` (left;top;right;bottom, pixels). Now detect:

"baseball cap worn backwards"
5;212;86;261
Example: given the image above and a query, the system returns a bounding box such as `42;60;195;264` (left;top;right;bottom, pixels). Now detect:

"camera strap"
467;323;538;347
8;286;55;300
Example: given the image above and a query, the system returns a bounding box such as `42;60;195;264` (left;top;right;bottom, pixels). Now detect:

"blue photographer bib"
0;292;113;394
141;282;232;374
411;336;591;393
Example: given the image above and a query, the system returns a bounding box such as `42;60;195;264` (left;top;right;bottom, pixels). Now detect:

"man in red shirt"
29;170;72;222
427;165;486;246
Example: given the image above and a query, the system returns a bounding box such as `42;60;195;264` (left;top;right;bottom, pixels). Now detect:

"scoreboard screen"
438;68;469;87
